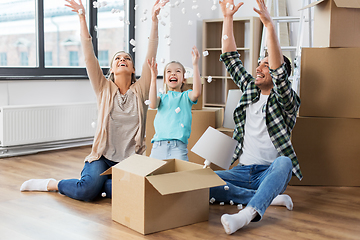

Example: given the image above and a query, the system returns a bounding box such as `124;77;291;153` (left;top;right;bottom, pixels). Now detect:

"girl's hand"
191;46;200;66
219;0;244;18
253;0;273;28
152;0;170;21
147;58;158;79
65;0;85;14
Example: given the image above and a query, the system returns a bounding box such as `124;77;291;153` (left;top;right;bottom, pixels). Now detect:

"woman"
20;0;169;201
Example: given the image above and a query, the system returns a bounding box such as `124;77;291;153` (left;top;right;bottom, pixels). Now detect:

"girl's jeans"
150;140;189;161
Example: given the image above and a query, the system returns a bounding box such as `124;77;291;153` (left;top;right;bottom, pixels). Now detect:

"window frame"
0;0;135;80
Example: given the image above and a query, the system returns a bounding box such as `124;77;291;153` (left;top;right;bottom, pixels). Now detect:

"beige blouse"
103;89;139;162
81;27;159;163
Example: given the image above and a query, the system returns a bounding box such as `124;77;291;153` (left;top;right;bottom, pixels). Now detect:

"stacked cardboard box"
290;0;360;186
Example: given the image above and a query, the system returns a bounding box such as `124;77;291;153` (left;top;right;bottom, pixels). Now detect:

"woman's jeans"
58;156;117;201
150;140;189;161
209;156;293;221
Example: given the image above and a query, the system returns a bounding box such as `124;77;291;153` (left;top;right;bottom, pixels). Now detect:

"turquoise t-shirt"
151;90;197;144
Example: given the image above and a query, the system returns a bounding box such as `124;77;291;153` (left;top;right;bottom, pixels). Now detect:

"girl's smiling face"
164;62;185;92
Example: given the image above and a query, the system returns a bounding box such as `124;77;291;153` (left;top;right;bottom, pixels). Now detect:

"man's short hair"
259;54;292;78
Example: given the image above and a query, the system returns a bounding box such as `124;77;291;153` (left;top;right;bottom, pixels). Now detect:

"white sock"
271;194;293;211
20;178;56;192
221;207;257;235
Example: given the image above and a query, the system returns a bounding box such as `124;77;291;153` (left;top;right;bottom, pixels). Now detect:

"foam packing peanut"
130;39;136;46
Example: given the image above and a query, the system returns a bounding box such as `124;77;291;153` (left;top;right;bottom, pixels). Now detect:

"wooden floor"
1;146;359;240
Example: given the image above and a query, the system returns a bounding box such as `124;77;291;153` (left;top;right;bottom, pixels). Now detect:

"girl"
20;0;169;201
147;46;201;161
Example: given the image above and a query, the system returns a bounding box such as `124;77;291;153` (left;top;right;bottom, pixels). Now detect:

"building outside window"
45;51;53;66
98;50;109;66
20;52;29;66
0;53;7;66
69;51;79;66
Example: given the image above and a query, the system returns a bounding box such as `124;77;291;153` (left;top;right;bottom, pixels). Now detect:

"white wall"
0;0;307;107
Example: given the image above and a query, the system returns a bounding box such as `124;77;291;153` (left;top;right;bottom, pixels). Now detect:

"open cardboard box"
301;0;360;47
102;154;225;235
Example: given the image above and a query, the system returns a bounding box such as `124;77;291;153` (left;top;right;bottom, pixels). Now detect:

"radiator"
0;102;97;149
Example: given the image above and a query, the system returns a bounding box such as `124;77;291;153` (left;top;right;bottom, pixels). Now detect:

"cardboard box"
202;107;224;129
102;154;225;234
184;78;205;110
289;117;360;186
299;47;360;119
146;108;219;165
302;0;360;48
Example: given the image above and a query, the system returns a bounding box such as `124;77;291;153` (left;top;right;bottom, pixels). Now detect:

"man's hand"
253;0;274;29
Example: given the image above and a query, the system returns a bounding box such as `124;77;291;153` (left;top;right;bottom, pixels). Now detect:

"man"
210;0;302;235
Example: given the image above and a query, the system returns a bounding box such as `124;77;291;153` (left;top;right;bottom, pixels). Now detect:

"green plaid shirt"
220;51;302;180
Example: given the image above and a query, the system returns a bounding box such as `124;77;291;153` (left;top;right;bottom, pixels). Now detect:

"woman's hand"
152;0;170;21
219;0;243;18
65;0;85;15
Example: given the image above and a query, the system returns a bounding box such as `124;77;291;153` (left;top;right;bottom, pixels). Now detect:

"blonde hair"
163;61;186;92
106;51;136;84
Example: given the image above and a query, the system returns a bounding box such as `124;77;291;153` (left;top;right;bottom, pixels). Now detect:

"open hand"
147;58;158;79
65;0;85;14
253;0;273;28
191;46;200;66
219;0;244;18
152;0;170;21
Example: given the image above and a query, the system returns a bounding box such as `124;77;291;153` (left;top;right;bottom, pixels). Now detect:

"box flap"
146;168;226;195
300;0;326;10
112;154;167;177
100;168;112;176
300;0;360;10
333;0;360;8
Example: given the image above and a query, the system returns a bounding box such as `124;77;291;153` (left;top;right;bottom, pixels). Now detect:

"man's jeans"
209;156;293;221
58;156;116;201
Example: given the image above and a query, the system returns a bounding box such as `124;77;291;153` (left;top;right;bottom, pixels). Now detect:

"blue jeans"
209;156;293;221
58;156;117;201
150;140;189;161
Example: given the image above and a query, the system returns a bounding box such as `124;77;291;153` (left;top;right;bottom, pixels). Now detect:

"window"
45;51;52;66
20;52;29;66
0;53;7;66
0;0;134;80
69;51;79;66
98;50;109;66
